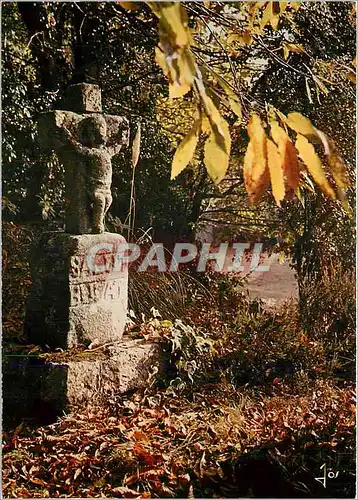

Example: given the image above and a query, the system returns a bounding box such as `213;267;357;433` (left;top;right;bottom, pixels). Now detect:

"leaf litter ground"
2;266;356;498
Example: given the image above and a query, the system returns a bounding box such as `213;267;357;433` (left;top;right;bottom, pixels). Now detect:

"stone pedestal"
24;232;128;349
3;341;164;428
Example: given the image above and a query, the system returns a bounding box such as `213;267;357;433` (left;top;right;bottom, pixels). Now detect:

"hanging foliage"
141;2;351;208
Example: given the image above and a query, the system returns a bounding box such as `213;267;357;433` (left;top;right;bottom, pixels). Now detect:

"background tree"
2;2;355;254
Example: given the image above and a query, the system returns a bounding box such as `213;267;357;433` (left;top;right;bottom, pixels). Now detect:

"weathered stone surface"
59;83;103;113
3;341;163;426
38;84;129;234
64;342;162;407
24;232;128;349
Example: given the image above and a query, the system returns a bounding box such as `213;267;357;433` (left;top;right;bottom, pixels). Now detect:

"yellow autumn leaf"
169;80;191;99
295;134;336;198
243;141;269;204
227;97;242;121
259;2;280;30
300;170;317;193
150;3;195;99
228;30;253;45
117;2;140;11
155;45;195;99
286;43;304;53
212;74;242;121
322;136;349;191
155;3;191;48
245;114;270;203
267;138;285;206
240;30;253;44
197;84;228;150
274;107;288;126
308;127;350;209
198;87;222;128
171;119;201;180
227;32;240;45
251;2;264;13
155;49;189;98
347;71;356;84
225;100;241;125
260;2;273;29
279;1;289;12
160;320;173;328
155;46;169;76
178;50;196;82
270;122;300;193
169;50;196;98
204;117;231;184
283;45;289;61
202;65;242;122
243;141;255;202
201;114;211;135
145;2;161;17
248;2;262;22
286;112;317;138
289;2;301;11
283;42;304;60
247;114;268;182
330;154;349;189
313;128;348;190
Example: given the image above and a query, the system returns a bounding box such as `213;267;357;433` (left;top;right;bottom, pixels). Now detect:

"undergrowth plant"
299;264;356;379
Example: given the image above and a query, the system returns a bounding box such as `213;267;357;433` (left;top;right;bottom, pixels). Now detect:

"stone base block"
3;341;163;427
24;232;128;349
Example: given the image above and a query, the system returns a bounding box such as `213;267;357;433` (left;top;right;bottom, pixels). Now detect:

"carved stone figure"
38;83;129;234
61;115;113;233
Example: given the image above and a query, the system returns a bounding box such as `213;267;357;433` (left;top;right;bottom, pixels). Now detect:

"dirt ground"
208;247;299;307
243;253;298;307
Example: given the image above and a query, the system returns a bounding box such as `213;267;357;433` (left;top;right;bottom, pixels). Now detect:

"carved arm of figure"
60;126;91;154
106;141;123;158
104;117;130;158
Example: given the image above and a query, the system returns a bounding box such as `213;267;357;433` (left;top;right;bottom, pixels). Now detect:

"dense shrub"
299;265;356;379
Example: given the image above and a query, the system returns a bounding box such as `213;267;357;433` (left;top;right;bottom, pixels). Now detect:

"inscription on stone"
69;246;127;279
70;278;126;306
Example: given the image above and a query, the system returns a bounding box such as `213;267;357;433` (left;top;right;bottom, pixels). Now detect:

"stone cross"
38;83;129;234
24;84;130;349
17;84;161;421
